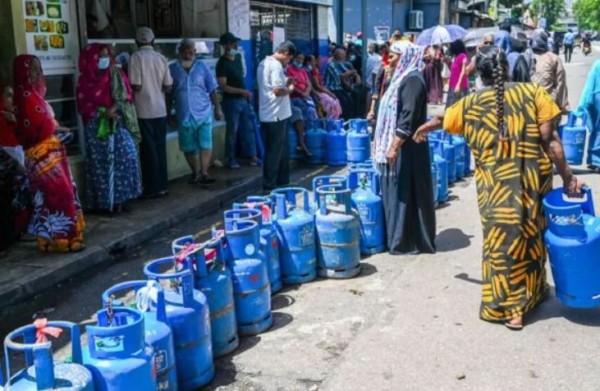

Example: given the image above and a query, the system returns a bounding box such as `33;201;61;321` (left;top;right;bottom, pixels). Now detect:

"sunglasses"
483;41;493;46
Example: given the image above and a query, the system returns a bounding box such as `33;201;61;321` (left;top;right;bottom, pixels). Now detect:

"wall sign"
227;0;251;40
23;0;74;70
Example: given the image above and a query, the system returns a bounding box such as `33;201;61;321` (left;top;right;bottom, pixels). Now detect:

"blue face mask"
292;60;302;68
306;65;313;71
98;57;110;70
349;55;357;62
228;49;239;56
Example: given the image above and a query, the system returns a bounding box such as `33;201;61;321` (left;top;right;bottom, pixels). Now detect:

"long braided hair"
476;45;509;141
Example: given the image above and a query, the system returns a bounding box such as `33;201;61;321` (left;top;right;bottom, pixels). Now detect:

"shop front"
1;0;332;189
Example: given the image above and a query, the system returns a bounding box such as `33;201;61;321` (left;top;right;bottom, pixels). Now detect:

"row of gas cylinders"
1;172;387;391
289;118;371;166
427;130;471;206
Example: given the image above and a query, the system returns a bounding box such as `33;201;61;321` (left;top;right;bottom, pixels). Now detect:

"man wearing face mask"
128;27;173;199
216;32;260;169
168;39;222;185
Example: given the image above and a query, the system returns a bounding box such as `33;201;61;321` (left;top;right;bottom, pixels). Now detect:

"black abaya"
378;72;436;255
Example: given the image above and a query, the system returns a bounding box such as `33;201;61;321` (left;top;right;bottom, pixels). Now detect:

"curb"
0;174;264;311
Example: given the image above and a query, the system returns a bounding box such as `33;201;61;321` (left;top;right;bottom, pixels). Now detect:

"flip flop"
504;319;523;331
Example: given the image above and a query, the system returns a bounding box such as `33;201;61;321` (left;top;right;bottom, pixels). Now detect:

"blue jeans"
222;97;257;163
587;93;600;166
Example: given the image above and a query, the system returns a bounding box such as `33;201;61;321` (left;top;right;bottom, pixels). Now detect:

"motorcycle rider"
583;33;592;55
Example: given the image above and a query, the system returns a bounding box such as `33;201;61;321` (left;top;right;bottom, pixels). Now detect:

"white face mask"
228;48;239;57
97;57;110;70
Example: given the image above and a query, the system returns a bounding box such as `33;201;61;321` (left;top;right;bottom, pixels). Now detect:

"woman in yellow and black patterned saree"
414;45;584;330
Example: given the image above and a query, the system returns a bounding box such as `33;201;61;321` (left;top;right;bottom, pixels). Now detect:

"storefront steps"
0;160;334;312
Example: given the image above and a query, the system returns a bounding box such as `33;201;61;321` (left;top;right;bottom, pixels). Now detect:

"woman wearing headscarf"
530;30;569;122
76;43;142;214
368;41;405;121
373;41;436;255
414;45;583;329
422;45;444;104
13;55;85;253
577;60;600;171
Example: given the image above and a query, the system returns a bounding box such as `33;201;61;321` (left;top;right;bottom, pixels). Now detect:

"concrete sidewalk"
0;165;267;311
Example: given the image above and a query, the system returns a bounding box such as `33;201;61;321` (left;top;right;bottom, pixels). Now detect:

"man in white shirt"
257;41;297;191
365;42;382;92
128;27;173;198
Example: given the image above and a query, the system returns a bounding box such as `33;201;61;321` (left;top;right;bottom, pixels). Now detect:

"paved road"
3;50;600;391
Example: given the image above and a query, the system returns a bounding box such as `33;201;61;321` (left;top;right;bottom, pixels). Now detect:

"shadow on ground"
435;228;474;252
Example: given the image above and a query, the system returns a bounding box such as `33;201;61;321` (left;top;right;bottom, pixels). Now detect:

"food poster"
24;0;74;71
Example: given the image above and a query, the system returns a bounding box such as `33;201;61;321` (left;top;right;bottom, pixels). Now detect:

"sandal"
504;317;523;331
188;174;199;184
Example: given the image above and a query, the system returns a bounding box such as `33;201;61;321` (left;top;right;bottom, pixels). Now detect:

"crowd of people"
1;21;598;331
0;27;267;254
364;23;596;329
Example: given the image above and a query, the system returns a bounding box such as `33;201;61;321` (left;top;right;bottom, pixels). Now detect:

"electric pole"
440;0;448;24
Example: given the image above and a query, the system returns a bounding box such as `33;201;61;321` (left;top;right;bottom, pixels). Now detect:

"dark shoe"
229;160;241;169
199;175;216;185
188;174;199;184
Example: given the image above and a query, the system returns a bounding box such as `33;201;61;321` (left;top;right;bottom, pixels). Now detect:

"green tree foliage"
573;0;600;31
531;0;565;29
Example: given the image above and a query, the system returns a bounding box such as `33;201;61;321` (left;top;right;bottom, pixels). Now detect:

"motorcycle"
583;42;591;56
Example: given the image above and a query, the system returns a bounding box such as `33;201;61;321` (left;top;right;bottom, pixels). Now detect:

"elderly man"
257;41;297;191
168;39;221;185
129;27;173;198
324;47;366;120
216;32;260;169
466;32;494;91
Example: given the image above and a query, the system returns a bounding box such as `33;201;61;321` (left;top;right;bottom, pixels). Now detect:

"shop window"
250;2;316;67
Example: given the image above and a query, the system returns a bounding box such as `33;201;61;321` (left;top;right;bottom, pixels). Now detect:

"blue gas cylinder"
431;162;439;208
288;123;299;160
347;169;386;255
543;187;600;308
83;307;156;391
4;321;93;391
310;175;348;213
144;257;214;390
271;188;317;284
315;185;362;278
101;281;178;390
347;119;371;163
231;198;282;294
450;135;466;180
224;208;269;281
305;120;327;165
432;152;449;204
431;139;456;184
171;236;239;358
562;113;586;165
326;119;347;166
224;219;273;335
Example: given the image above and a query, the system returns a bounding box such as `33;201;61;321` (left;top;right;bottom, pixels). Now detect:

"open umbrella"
463;26;499;47
416;25;467;46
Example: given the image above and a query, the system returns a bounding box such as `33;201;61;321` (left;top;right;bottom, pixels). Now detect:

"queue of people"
362;24;587;330
0;23;593;332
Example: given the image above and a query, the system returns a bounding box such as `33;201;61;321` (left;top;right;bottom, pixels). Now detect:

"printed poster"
23;0;75;70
